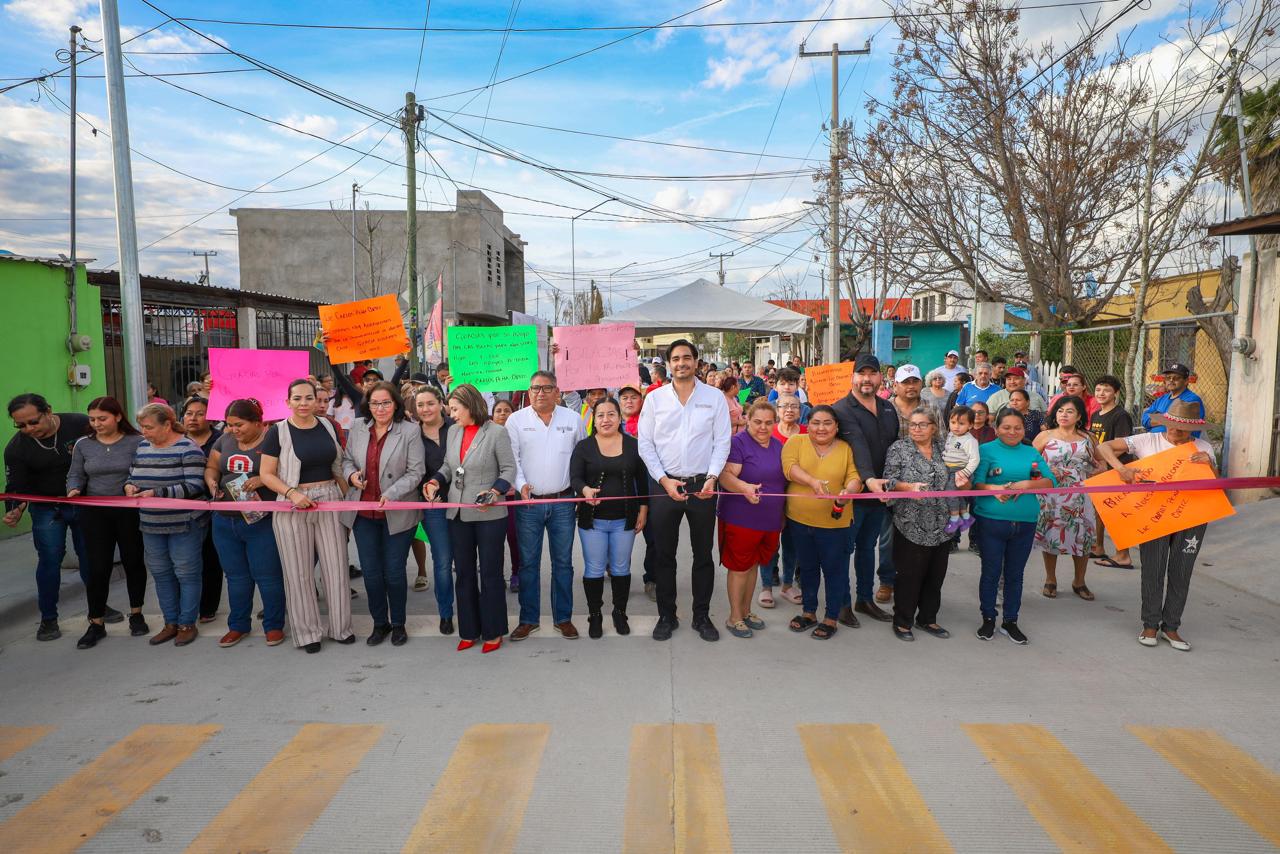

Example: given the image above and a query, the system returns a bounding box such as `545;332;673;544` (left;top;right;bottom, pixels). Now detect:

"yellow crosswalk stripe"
0;724;218;854
1130;726;1280;847
623;723;733;854
0;726;54;763
402;724;550;854
798;723;953;853
965;723;1171;853
186;723;383;854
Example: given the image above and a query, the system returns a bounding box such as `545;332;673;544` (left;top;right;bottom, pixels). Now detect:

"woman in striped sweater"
124;403;209;647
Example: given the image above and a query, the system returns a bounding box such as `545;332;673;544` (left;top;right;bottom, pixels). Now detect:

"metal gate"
100;300;237;405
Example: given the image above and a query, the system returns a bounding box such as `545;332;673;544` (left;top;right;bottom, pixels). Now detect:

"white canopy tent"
601;278;811;336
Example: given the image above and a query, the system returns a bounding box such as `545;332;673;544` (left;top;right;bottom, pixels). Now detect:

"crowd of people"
2;341;1217;654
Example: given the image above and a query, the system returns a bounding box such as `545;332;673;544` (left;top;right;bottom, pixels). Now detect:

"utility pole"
192;250;217;286
1228;48;1258;357
65;25;83;345
351;182;359;300
403;92;424;372
801;39;871;363
99;0;147;415
710;252;734;286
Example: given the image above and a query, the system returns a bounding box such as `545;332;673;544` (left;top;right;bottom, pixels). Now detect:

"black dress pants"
79;505;147;619
647;477;717;621
200;525;223;618
891;529;950;630
451;516;509;641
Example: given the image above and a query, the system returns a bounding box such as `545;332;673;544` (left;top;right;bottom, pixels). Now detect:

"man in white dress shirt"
638;339;732;642
505;370;586;640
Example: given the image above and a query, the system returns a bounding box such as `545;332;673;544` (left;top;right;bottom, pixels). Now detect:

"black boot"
610;574;631;636
584;577;605;639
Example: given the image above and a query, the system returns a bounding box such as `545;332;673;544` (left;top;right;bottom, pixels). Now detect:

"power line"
411;0;433;91
171;2;1121;34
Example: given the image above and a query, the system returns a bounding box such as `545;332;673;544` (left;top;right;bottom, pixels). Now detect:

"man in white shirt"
934;350;965;388
638;339;732;642
505;370;586;641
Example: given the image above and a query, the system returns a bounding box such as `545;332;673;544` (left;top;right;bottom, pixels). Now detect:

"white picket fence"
1034;360;1062;397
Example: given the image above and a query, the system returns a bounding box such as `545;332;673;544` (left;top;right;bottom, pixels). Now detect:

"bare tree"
844;0;1262;328
329;202;398;299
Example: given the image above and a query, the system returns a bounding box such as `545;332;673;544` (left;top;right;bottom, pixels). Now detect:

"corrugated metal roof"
86;269;322;309
1206;210;1280;236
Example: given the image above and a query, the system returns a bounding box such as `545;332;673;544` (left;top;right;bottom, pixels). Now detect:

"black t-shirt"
4;412;91;498
1089;406;1134;444
420;418;454;482
212;432;274;501
261;421;338;483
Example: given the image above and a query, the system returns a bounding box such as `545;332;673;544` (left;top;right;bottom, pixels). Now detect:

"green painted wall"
885;322;964;373
0;257;107;537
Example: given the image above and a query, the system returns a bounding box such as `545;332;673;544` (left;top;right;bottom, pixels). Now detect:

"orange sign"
318;295;411;364
803;362;854;406
1085;443;1234;550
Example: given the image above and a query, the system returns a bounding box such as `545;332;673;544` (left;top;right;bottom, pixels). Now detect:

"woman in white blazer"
423;383;517;653
341;381;426;647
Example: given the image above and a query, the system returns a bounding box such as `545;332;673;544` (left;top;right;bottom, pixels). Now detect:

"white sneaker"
1160;630;1191;651
1137;632;1158;647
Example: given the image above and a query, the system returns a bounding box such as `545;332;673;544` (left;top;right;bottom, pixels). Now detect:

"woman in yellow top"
781;404;862;639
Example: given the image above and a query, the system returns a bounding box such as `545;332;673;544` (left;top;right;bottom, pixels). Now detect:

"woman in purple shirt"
716;400;788;638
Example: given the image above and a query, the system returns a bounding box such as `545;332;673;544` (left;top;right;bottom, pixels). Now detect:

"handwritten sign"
511;310;550;370
803;362;855;406
206;348;310;422
318;294;410;363
552;323;637;390
1085;443;1234;550
448;325;539;391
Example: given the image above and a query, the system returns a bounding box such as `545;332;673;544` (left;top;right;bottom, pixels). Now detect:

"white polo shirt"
637;380;732;482
505;404;585;494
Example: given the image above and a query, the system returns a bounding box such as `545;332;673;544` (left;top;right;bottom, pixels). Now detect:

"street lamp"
608;261;638;314
571;198;617;324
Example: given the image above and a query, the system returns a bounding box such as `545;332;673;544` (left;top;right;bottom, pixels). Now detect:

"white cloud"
273;113;342;139
652;185;737;218
4;0;95;38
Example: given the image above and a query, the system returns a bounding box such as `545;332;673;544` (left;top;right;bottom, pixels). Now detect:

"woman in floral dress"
1033;395;1100;600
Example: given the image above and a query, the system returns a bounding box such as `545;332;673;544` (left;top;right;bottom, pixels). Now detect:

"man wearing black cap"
831;354;898;624
1141;363;1205;437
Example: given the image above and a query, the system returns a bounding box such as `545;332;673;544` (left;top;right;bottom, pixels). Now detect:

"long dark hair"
360;381;407;423
86;396;138;435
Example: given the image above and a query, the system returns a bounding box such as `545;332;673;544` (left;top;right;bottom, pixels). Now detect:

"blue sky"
0;0;1242;315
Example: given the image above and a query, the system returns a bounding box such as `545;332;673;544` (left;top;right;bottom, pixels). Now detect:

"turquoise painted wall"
884;322;964;373
0;257;107;536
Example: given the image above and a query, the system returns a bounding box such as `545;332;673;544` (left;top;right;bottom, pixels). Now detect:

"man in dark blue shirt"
1141;363;1205;437
739;361;768;403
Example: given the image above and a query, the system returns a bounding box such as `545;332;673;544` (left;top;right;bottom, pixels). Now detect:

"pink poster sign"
552;323;638;390
207;348;311;422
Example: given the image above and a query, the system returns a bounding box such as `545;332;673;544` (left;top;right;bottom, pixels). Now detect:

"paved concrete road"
0;500;1278;852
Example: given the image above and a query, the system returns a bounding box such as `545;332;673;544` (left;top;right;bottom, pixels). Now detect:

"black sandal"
811;622;837;640
1096;557;1134;569
789;614;818;633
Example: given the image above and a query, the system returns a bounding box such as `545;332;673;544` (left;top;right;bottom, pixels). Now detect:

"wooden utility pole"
403;92;424;372
800;40;870;362
710;252;734;286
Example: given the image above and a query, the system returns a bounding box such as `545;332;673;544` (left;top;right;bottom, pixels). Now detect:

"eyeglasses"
779;404;801;410
369;400;396;409
908;422;933;429
530;385;556;394
13;417;42;428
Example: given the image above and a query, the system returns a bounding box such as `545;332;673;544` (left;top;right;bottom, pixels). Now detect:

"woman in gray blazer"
341;381;426;647
423;383;517;653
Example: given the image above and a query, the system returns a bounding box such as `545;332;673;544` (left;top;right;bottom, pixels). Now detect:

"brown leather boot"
174;625;199;647
149;624;179;645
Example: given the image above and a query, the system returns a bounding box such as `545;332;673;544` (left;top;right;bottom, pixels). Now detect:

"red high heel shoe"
456;639;476;651
481;638;502;654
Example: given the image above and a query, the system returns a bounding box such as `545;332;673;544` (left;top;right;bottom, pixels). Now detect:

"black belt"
531;488;574;500
674;474;709;485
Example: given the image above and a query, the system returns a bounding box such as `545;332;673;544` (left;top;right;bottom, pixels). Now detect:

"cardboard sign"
447;325;539;392
803;362;855;406
552;323;638;390
318;295;411;363
206;348;310;422
1085;443;1234;550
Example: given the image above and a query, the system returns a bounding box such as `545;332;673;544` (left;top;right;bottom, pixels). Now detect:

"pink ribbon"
8;477;1278;513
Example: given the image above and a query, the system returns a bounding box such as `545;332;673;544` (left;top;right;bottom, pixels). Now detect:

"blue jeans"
29;502;89;622
760;522;796;588
976;518;1036;621
579;518;635;579
792;521;851;621
422;509;454;619
846;502;889;603
515;502;576;624
212;514;285;633
353;516;415;627
143;522;207;626
877;507;896;586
